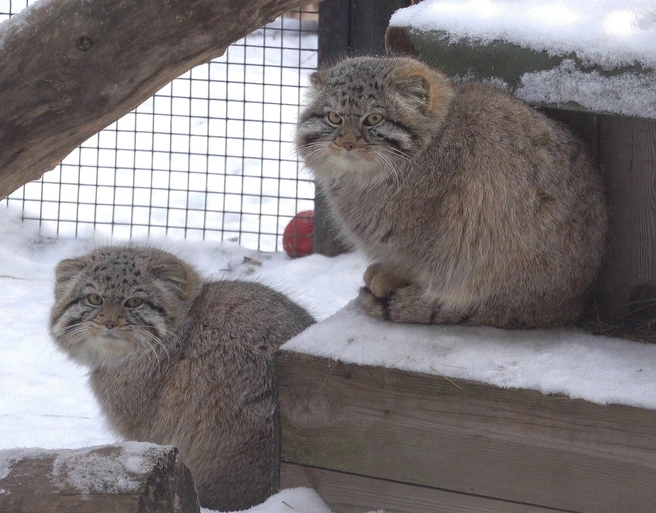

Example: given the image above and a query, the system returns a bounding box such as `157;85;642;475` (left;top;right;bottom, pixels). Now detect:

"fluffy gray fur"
297;56;607;328
49;246;315;511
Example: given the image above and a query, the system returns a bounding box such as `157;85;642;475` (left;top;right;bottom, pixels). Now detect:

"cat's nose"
342;141;354;151
103;320;117;329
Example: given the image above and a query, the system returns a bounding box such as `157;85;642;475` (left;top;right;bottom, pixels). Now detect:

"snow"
1;202;655;512
0;0;50;49
240;487;334;513
0;205;364;512
390;0;656;118
1;1;656;511
50;442;167;497
390;0;656;69
283;300;656;409
514;59;656;118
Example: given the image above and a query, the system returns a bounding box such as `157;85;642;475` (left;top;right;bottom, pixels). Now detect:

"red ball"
283;210;314;258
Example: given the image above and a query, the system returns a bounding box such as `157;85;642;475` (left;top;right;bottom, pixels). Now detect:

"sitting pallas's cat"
49;246;315;511
297;56;607;328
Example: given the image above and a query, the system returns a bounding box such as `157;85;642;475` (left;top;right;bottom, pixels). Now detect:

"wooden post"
0;0;317;200
596;115;656;321
0;443;200;513
312;0;412;256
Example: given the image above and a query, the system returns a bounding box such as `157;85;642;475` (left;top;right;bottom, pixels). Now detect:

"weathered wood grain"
596;115;656;320
0;443;199;513
0;0;316;200
278;351;656;513
281;463;563;513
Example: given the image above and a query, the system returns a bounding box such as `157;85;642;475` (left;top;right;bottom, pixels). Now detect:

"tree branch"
0;0;316;199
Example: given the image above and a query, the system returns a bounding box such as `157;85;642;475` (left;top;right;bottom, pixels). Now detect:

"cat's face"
296;56;454;185
50;247;201;368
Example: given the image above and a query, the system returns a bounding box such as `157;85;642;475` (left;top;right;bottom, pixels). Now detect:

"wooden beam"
281;463;559;513
312;0;412;256
596;115;656;320
0;0;317;200
0;443;199;513
278;351;656;513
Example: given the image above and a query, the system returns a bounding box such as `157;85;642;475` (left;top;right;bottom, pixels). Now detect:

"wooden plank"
278;351;656;513
281;463;564;513
596;115;656;321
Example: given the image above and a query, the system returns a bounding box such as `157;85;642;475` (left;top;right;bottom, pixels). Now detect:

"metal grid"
1;1;318;251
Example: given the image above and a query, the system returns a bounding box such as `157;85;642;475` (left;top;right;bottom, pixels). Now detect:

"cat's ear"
149;259;202;301
397;74;432;112
396;63;454;117
309;69;328;89
54;258;86;299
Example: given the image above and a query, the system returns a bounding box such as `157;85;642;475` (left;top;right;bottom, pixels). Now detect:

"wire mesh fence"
1;1;318;251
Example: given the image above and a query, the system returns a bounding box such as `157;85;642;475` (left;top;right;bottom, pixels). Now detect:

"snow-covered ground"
0;205;365;512
2;200;656;511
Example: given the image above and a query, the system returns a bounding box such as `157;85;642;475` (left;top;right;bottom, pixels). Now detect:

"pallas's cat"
297;56;607;328
50;246;315;511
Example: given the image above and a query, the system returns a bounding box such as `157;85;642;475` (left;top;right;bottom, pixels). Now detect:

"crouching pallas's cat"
50;246;315;511
297;56;607;329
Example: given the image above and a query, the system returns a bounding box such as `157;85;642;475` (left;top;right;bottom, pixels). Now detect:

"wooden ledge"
385;25;656;120
278;349;656;513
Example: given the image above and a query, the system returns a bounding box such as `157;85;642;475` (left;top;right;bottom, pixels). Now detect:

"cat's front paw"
363;264;410;299
358;286;390;320
358;286;435;324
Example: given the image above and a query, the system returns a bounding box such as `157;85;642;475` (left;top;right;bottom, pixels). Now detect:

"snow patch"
390;0;656;69
283;300;656;410
0;0;57;50
515;59;656;117
51;442;165;498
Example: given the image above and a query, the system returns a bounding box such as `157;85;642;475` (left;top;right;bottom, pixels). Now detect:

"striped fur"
50;246;315;510
297;56;607;329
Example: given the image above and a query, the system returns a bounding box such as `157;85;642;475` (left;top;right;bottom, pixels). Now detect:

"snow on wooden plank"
0;442;199;513
386;0;656;119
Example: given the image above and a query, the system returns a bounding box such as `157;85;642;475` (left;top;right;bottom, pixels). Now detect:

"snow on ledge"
389;1;656;118
390;0;656;70
514;59;656;118
282;300;656;410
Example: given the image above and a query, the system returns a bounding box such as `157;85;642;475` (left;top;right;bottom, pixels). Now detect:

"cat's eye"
87;294;103;306
124;297;144;308
363;113;384;126
326;112;342;125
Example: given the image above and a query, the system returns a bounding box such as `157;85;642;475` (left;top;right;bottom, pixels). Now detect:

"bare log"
0;0;317;199
0;443;199;513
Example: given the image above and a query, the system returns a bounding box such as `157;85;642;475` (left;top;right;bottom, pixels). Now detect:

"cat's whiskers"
380;146;416;167
135;332;161;373
298;142;329;163
59;323;89;341
141;329;171;365
375;150;402;189
135;331;164;374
